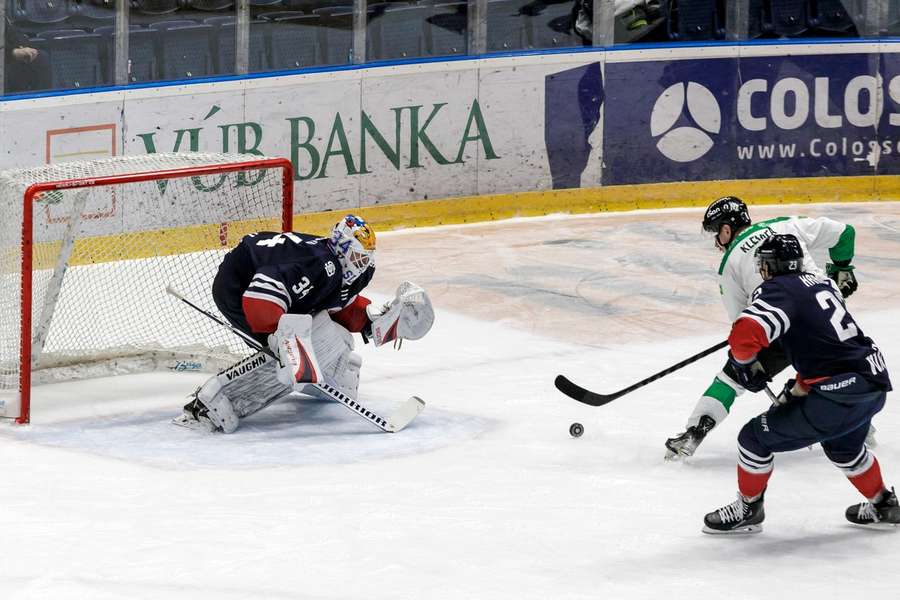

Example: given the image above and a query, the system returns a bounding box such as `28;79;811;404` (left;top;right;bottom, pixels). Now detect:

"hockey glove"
367;281;435;347
773;378;807;406
826;261;858;298
727;353;771;393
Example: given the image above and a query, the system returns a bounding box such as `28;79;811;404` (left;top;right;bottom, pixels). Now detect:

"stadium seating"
665;0;723;41
810;0;855;35
15;0;71;24
747;0;768;39
769;0;809;37
314;6;353;64
486;0;531;51
527;0;579;49
39;30;106;89
152;22;215;79
890;2;900;35
187;0;234;10
370;3;427;60
269;14;321;69
132;0;180;16
70;0;116;23
426;1;467;55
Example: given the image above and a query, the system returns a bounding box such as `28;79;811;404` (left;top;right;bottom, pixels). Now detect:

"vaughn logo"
650;82;721;163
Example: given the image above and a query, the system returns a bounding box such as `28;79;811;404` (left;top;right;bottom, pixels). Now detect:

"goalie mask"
329;215;376;285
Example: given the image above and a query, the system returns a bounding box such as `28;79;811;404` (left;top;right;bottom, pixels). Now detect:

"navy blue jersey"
214;231;375;335
739;272;890;390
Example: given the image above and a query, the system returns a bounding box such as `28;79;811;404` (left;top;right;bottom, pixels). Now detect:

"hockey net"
0;153;293;423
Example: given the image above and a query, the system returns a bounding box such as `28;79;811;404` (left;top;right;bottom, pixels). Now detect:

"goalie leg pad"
216;352;294;420
270;314;323;387
195;377;239;434
311;312;362;399
184;351;294;433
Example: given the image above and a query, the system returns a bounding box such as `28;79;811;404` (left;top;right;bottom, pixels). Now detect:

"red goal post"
0;153;294;424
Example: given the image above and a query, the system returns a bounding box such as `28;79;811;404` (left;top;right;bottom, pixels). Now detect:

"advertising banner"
603;48;900;185
1;41;899;227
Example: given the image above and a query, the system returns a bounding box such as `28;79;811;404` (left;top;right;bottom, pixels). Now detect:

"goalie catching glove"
367;281;434;347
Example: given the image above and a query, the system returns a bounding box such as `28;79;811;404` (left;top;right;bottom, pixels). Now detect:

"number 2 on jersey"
816;290;858;341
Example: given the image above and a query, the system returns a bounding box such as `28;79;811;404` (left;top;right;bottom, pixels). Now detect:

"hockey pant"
688;341;791;427
736;373;888;499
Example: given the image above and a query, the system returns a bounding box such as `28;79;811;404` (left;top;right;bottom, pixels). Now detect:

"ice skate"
665;415;716;460
172;395;219;433
846;488;900;529
703;492;765;535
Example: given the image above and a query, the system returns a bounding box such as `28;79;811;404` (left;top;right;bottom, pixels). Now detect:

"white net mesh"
0;153;291;420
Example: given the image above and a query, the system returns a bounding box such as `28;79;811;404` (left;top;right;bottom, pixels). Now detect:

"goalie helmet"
755;234;803;277
702;196;751;234
329;215;376;285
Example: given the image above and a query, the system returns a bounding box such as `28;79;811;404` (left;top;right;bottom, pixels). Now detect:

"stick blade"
386;396;426;432
554;375;618;407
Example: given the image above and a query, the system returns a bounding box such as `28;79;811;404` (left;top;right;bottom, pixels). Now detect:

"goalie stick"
165;285;425;433
555;340;728;407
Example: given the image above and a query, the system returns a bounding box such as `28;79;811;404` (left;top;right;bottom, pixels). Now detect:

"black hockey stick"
165;285;425;432
555;340;729;407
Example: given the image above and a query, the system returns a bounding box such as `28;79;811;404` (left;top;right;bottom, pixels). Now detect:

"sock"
848;457;885;502
738;465;771;501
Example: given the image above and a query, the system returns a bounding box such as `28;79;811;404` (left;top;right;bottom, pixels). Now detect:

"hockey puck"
569;422;584;438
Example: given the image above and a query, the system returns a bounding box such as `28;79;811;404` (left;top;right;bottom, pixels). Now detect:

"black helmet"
702;196;751;234
755;234;803;277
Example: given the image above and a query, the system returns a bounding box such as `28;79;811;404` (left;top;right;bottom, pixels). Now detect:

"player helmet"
701;196;751;235
329;214;376;284
755;234;803;278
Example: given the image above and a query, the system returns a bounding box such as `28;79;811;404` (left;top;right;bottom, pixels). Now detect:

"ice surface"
1;204;899;599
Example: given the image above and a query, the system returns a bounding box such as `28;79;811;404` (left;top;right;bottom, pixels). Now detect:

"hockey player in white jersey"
176;214;434;434
664;196;858;459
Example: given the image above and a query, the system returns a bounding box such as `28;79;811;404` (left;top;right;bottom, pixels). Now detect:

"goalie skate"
172;397;217;433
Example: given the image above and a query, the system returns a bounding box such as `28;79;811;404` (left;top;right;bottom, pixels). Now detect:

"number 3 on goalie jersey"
292;276;312;298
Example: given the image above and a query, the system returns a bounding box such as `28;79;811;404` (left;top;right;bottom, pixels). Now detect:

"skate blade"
702;524;762;535
849;522;899;531
171;413;216;433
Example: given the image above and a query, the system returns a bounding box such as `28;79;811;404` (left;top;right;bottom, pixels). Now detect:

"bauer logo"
650;82;721;163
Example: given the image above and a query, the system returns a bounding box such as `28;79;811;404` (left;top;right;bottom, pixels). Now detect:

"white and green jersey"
717;216;855;322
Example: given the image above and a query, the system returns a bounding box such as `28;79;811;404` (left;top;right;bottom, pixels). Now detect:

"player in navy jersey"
703;234;897;534
176;215;434;434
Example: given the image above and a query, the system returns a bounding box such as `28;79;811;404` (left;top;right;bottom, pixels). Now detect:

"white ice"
1;203;899;599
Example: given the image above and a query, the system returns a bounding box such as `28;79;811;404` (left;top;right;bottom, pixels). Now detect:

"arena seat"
16;0;72;24
426;1;467;56
214;20;270;73
769;0;809;37
269;14;321;69
187;0;234;10
486;0;531;51
371;3;428;60
154;23;215;80
528;0;579;49
314;7;353;64
132;0;180;15
41;31;106;89
665;0;723;41
810;0;856;35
